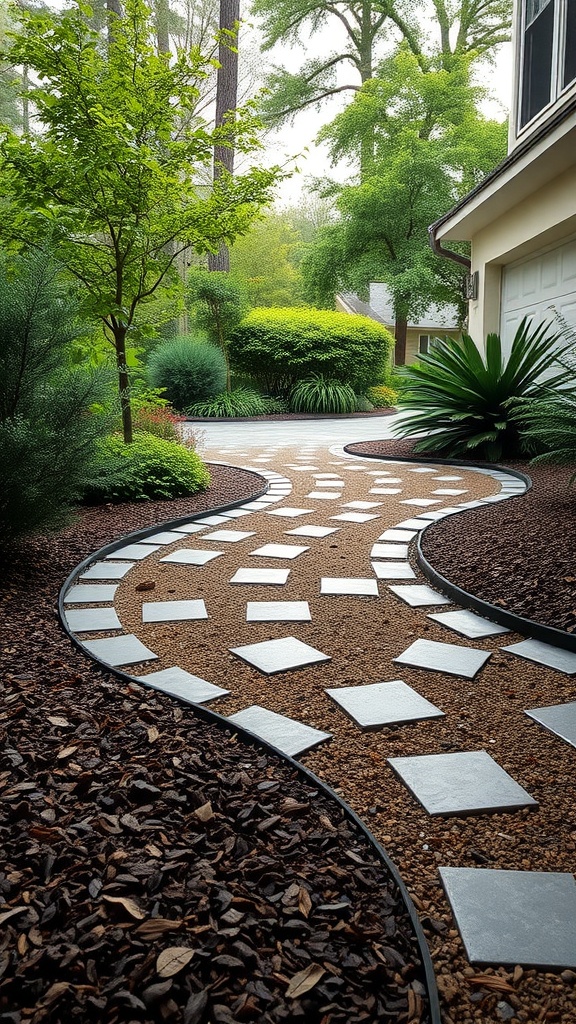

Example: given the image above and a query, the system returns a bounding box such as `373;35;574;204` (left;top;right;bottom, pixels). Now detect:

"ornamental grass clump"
190;388;284;417
290;375;357;414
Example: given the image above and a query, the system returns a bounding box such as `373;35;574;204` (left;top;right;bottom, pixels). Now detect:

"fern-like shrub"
189;388;283;417
83;432;210;503
517;388;576;484
367;385;399;407
147;336;227;412
290;375;357;414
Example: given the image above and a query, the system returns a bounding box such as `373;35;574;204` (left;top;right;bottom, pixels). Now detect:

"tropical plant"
517;388;576;484
290;375;357;414
189;388;284;417
83;432;210;503
392;318;572;460
147;337;227;412
367;384;399;407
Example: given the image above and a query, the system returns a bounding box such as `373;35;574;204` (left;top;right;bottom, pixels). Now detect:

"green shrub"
229;307;393;395
516;388;576;484
392;319;572;460
367;385;399;407
354;394;374;412
290;375;357;414
147;336;227;412
189;387;282;417
132;402;185;442
83;432;210;503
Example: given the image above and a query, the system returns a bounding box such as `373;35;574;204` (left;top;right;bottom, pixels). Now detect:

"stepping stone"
370;487;402;495
310;479;344;487
330;512;380;523
222;509;253;519
368;470;391;475
202;530;256;542
379;529;417;542
389;584;451;607
341;500;382;509
227;705;331;757
250;543;309;559
285;525;339;538
400;498;441;507
173;522;208;533
194;514;233;524
388;750;537;816
394;518;430;530
136;666;229;703
80;561;134;580
145;531;188;544
81;634;157;667
371;543;409;559
439;867;576;968
374;477;402;484
394;638;491;679
432;488;468;496
433;475;463;481
230;636;330;674
142;599;208;622
428;609;510;639
160;549;223;565
230;568;290;585
307;491;342;499
246;601;311;622
501;639;576;675
326;679;444;730
407;467;437;473
64;584;118;604
341;465;366;470
65;607;123;632
266;507;316;518
314;473;342;479
525;701;576;749
321;577;379;596
106;543;161;560
372;561;416;580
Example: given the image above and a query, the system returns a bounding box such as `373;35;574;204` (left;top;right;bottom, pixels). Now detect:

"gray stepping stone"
230;568;290;585
341;500;382;509
266;507;316;518
81;634;157;666
373;477;402;484
400;498;441;507
250;543;309;559
173;522;208;533
407;467;436;473
222;509;252;519
388;750;538;816
307;491;342;499
107;543;161;560
379;529;416;542
246;601;311;622
64;584;118;604
226;705;331;757
230;636;330;674
389;584;451;607
439;867;576;968
65;607;123;632
314;473;342;478
428;609;510;638
433;475;463;481
321;577;379;596
371;543;409;559
136;666;229;703
395;518;430;530
432;488;467;496
370;487;402;495
145;531;189;544
372;561;416;580
285;525;339;538
330;512;380;523
142;599;208;622
80;561;134;580
394;638;491;679
525;701;576;748
160;549;223;565
202;530;256;542
194;514;232;524
326;679;444;730
501;639;576;675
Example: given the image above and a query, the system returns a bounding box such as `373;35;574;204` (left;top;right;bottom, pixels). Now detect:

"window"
419;335;429;355
520;0;576;129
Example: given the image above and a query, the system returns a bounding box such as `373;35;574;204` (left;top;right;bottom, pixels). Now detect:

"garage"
499;236;576;354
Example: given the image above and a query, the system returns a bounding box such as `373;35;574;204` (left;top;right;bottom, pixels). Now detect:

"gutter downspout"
428;223;471;269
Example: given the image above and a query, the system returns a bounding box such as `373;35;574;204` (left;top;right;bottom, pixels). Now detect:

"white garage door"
500;236;576;356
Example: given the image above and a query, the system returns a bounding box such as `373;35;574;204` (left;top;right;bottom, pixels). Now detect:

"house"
336;286;461;365
429;0;576;354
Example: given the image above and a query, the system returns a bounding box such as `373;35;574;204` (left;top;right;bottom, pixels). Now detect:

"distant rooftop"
338;285;459;331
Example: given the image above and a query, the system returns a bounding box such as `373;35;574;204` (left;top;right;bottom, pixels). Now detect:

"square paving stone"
330;512;380;523
439;867;576;968
250;543;309;559
371;543;410;559
230;636;330;674
202;530;256;542
65;607;123;632
314;473;342;479
246;601;311;622
370;487;402;495
433;475;463;481
81;634;158;667
266;507;316;518
341;500;382;509
428;609;510;639
173;522;209;533
226;705;332;757
374;477;402;484
160;549;223;565
136;666;229;703
432;488;468;496
394;638;491;679
64;584;119;604
407;467;437;473
525;701;576;748
285;525;339;538
321;577;379;596
389;584;452;607
194;514;233;524
145;531;189;544
394;518;430;530
106;543;160;560
142;599;208;623
372;561;416;580
400;498;441;507
230;568;290;585
326;679;444;730
501;639;576;674
388;750;538;817
222;509;252;519
379;529;417;542
307;491;342;499
80;561;134;580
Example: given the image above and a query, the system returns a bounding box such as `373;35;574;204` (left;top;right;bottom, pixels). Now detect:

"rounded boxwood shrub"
83;432;210;503
229;307;393;395
290;375;357;414
367;384;399;407
147;336;227;412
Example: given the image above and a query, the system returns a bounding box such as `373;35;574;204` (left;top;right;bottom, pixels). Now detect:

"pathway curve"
61;419;576;985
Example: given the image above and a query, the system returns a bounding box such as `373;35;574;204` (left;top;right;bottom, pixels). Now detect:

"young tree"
187;268;246;387
0;0;279;442
208;0;240;271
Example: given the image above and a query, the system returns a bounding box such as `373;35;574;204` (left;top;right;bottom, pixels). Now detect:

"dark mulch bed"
1;465;432;1024
347;439;576;634
185;410;396;423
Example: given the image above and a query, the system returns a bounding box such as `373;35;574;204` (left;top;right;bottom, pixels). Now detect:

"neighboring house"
336;287;461;364
430;0;576;354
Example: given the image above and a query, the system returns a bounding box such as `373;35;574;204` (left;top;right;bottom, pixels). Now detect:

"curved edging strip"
58;481;442;1024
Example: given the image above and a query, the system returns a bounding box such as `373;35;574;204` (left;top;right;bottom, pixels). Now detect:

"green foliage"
84;432;210;503
516;389;576;485
187;270;247;389
189;388;284;417
147;336;227;412
230;307;393;394
290;375;357;414
354;394;374;412
229;212;305;306
367;385;399;407
132;402;186;443
393;319;572;460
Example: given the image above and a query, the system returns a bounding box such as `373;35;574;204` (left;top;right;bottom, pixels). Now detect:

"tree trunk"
359;0;374;178
155;0;171;54
21;65;29;133
394;316;408;366
114;325;133;444
208;0;240;274
106;0;123;45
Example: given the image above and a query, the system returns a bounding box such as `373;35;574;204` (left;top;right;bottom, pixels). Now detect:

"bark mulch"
1;465;432;1024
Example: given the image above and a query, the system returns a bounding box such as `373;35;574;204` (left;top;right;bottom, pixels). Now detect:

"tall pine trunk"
208;0;240;274
394;316;408;366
